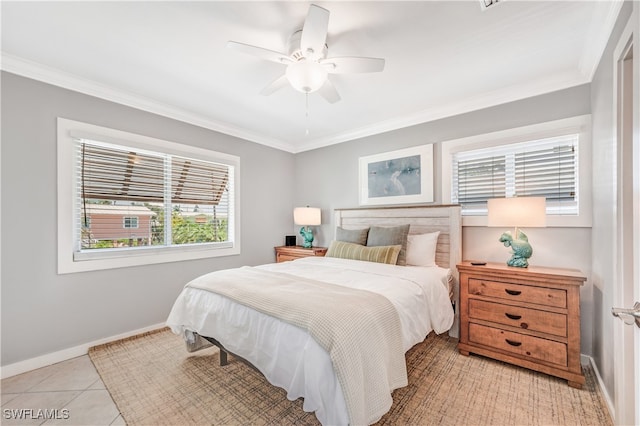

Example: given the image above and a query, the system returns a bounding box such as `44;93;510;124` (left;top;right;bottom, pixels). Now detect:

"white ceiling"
1;1;622;153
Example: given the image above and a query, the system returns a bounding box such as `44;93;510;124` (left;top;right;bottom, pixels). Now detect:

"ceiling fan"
227;4;385;103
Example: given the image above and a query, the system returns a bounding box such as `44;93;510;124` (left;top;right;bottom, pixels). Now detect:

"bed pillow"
335;226;369;246
406;231;440;267
366;224;410;265
325;240;401;265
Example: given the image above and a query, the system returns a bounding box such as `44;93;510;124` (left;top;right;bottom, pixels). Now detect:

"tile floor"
1;356;123;425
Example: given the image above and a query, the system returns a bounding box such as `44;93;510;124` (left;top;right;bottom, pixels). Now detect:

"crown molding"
2;52;592;155
1;53;298;153
292;74;590;153
578;0;624;80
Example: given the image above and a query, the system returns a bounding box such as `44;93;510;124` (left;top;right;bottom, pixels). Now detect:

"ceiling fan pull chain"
305;92;310;136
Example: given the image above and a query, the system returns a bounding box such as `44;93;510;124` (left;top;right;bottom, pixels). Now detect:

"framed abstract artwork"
359;144;434;206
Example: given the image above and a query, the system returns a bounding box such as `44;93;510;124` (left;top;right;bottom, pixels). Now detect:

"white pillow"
406;231;440;267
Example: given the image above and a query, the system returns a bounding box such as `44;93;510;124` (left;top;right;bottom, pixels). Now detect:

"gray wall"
1;72;295;365
294;85;595;355
589;0;634;406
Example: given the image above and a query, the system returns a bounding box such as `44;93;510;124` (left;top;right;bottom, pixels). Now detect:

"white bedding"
166;256;454;425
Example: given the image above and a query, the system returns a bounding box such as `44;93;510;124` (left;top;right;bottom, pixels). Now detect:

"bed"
166;205;461;425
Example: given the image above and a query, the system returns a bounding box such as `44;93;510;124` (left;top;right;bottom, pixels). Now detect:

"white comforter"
166;256;454;425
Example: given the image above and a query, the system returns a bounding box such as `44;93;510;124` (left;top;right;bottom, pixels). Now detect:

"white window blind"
452;134;578;215
74;138;234;256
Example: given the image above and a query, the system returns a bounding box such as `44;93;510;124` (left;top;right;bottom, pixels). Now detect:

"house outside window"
82;206;151;248
57;118;241;273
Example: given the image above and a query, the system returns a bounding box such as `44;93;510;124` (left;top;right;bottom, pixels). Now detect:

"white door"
612;12;639;426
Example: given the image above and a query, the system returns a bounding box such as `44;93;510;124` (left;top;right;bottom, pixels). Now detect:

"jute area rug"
89;328;611;425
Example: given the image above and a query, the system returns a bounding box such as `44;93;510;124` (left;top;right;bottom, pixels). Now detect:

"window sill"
58;243;240;274
462;214;592;228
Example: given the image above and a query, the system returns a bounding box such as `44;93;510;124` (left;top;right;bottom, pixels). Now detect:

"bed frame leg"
199;334;261;372
200;335;231;367
219;349;228;366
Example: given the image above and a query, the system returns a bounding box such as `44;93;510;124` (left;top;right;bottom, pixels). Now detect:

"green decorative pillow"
336;226;369;245
366;224;410;265
326;240;401;265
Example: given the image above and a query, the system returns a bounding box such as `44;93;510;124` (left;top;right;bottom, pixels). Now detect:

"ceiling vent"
480;0;504;11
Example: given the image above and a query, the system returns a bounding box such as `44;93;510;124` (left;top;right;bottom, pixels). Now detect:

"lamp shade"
487;197;546;228
294;207;321;226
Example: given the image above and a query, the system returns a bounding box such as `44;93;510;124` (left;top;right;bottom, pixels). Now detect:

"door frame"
634;6;640;423
612;10;639;426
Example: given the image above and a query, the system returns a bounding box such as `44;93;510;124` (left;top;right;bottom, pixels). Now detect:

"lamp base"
499;230;533;268
300;226;314;248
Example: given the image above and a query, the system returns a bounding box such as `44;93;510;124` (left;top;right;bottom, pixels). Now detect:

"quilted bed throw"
187;266;408;425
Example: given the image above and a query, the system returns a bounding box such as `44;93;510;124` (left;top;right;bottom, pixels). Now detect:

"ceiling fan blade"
260;74;289;96
322;57;385;74
318;78;341;103
227;41;291;64
300;4;330;60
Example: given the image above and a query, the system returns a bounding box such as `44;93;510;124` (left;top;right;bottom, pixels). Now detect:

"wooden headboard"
334;205;461;271
334;204;462;337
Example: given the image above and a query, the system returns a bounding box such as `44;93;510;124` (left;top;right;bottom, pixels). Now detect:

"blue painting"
368;155;421;198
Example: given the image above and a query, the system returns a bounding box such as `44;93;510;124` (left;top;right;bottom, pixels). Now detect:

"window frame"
57;118;241;274
441;115;592;228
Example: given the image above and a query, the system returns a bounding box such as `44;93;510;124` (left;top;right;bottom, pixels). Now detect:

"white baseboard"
0;322;166;379
582;354;615;421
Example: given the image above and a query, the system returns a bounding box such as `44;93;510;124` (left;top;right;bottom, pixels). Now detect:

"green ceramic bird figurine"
499;230;533;267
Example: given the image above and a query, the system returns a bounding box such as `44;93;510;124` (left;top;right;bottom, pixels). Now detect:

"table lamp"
487;197;546;267
294;206;321;248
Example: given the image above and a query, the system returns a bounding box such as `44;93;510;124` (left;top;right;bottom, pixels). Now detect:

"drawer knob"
505;313;522;320
505;339;522;347
505;289;522;296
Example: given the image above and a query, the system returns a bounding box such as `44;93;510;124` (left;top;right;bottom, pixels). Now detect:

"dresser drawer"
275;246;327;263
469;323;567;367
469;299;567;337
468;278;567;308
276;253;299;262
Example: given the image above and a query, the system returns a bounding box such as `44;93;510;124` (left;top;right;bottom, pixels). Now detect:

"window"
453;135;578;215
58;118;241;273
76;138;232;253
441;115;592;227
123;217;139;229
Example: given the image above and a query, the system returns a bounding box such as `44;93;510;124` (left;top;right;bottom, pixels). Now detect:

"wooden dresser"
274;246;327;263
457;261;586;388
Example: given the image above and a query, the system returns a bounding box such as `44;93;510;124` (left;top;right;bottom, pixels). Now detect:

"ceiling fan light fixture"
286;59;328;93
228;4;383;103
